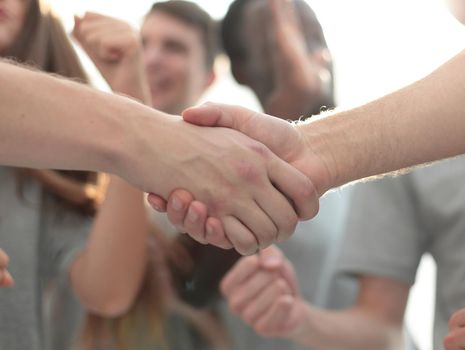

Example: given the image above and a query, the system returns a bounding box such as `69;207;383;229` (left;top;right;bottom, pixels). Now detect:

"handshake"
144;102;334;255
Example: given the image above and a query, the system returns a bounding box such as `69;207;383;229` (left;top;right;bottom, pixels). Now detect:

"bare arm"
0;60;315;254
157;50;465;249
299;50;465;191
70;176;149;316
291;277;407;350
69;14;153;316
221;247;407;350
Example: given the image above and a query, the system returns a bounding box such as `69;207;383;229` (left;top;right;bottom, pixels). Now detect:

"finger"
280;259;301;296
268;156;319;222
220;255;260;297
183;103;251;129
205;217;233;249
72;15;83;40
259;247;300;296
82;11;108;21
241;277;292;324
221;216;260;255
229;196;279;250
0;270;14;287
146;193;167;212
83;29;125;62
0;249;9;268
449;308;465;329
258;245;284;269
255;179;298;245
269;0;300;30
254;295;294;336
183;103;299;164
183;201;208;244
228;270;280;314
166;189;194;232
444;327;465;349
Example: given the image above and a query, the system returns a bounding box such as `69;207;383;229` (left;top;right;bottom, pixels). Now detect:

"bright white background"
49;1;465;349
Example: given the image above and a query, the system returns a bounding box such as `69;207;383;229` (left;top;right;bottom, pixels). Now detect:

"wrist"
288;301;316;346
295;118;338;195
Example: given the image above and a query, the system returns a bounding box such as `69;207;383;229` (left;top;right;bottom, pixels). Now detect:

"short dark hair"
148;1;217;70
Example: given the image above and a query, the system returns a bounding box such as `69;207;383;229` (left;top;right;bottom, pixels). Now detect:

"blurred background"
47;1;465;349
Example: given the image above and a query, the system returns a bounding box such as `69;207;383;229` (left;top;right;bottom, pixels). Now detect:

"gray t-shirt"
337;157;465;350
0;167;90;350
220;188;358;350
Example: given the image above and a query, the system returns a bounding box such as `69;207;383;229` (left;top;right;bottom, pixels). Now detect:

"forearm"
110;62;152;106
0;60;149;176
71;176;148;316
302;50;465;190
292;303;402;350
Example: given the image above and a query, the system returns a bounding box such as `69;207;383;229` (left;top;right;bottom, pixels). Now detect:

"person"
150;43;465;253
221;2;465;348
221;0;334;120
68;2;230;349
0;0;318;259
0;2;174;350
212;1;355;349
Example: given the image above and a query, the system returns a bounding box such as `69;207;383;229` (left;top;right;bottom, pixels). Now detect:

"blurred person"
71;2;232;349
217;1;355;349
0;0;315;258
149;1;354;349
0;1;308;349
221;244;416;350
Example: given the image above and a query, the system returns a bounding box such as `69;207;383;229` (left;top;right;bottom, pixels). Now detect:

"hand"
444;308;465;349
131;114;315;255
147;103;331;249
264;0;332;119
0;248;13;287
73;12;151;101
220;246;307;338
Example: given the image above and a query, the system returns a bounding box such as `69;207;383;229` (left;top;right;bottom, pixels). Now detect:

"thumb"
182;103;254;131
72;15;82;40
259;245;284;270
259;246;300;296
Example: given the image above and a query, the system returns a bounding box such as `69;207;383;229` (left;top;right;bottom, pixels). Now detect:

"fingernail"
150;202;161;212
172;197;183;211
263;256;281;268
206;224;214;238
187;207;199;223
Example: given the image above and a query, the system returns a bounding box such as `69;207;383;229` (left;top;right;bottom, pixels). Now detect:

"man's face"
141;11;212;114
0;0;27;54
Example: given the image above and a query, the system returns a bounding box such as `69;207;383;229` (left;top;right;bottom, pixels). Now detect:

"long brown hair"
4;0;104;215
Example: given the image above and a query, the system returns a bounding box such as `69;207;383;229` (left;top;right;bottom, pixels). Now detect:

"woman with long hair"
0;1;151;349
71;5;232;349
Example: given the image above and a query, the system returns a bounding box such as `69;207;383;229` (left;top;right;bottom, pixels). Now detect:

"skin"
0;0;27;287
141;10;214;114
66;10;216;315
151;47;465;250
0;0;27;55
233;0;332;119
151;1;465;347
444;308;465;350
0;249;13;287
221;246;405;349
